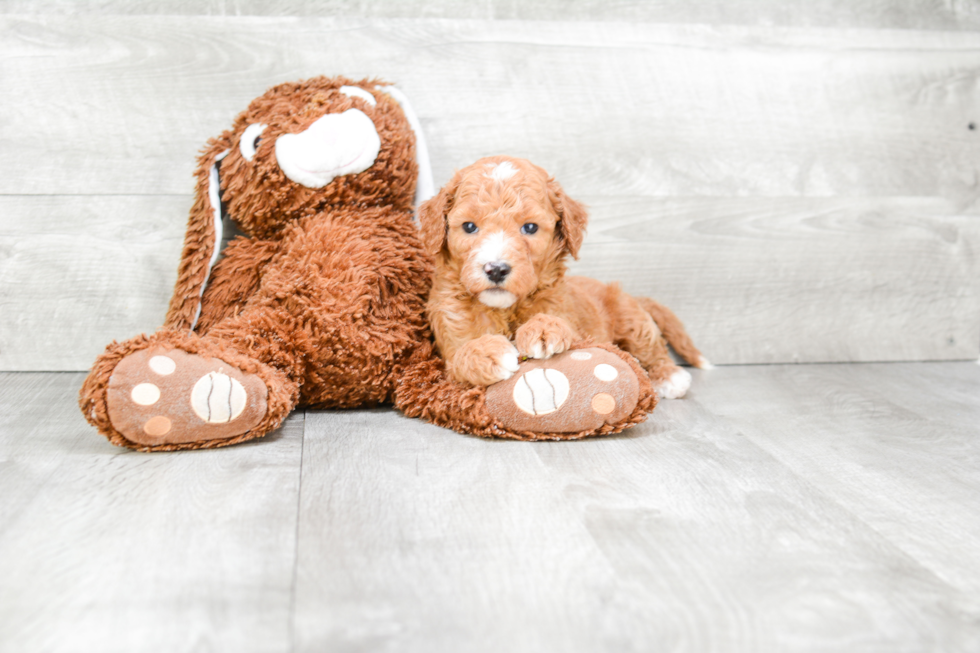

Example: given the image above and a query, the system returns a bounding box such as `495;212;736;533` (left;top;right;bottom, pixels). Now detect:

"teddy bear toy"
78;76;656;451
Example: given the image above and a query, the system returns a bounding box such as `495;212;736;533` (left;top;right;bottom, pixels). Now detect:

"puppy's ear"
548;179;588;260
417;172;460;258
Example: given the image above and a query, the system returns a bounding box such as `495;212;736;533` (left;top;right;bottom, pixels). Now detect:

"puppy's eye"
521;223;539;235
462;222;478;234
239;123;267;162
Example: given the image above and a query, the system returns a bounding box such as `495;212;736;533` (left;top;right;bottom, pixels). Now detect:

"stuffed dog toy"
420;156;709;403
79;77;657;450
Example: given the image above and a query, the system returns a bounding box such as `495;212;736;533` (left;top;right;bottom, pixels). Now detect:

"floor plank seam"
287;410;306;653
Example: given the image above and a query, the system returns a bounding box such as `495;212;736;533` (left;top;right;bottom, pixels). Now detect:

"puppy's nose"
484;261;511;284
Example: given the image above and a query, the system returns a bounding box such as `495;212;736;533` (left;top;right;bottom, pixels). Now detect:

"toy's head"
167;76;434;330
204;76;432;237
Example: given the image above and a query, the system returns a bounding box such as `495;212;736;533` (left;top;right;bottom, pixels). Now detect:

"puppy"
419;156;709;398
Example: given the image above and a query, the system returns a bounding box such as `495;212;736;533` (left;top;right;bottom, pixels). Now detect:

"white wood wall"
1;2;978;370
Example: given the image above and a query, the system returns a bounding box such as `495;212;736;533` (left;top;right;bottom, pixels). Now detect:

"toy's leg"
193;237;280;335
395;340;656;440
80;329;298;451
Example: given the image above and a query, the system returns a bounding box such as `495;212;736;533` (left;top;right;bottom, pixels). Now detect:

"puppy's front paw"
451;335;521;386
655;367;692;399
515;314;576;359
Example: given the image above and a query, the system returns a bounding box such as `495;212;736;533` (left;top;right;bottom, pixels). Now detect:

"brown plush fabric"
79;329;297;451
395;339;656;441
79;76;658;451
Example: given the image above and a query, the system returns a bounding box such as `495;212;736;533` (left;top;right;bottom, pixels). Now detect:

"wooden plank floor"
2;364;980;652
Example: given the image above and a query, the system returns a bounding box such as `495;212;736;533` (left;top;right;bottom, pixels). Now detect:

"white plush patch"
657;368;692;399
275;109;380;189
149;355;176;376
512;368;570;415
485;161;519;182
376;85;435;207
593;363;618;382
570;351;592;361
339;85;377;107
239;123;266;161
191;372;248;423
190;148;231;332
131;383;160;406
478;289;517;309
474;231;511;266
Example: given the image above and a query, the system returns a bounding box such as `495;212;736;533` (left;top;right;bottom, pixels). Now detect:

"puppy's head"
419;156;587;309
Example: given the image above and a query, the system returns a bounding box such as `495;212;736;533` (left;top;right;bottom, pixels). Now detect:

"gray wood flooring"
3;364;980;652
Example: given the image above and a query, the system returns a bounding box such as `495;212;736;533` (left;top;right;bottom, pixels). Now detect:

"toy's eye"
462;222;478;234
521;223;539;235
239;123;267;161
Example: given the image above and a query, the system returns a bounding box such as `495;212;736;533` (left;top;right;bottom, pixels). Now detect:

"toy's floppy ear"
164;137;234;332
548;178;588;260
375;85;435;208
417;171;460;259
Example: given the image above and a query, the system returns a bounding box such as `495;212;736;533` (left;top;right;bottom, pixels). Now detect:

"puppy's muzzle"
484;262;511;284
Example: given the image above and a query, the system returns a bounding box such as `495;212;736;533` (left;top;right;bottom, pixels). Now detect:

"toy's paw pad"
106;347;268;446
513;368;570;415
486;347;640;434
656;368;692;399
191;372;248;422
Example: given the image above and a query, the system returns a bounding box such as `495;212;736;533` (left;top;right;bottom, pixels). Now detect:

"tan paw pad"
143;416;172;436
486;347;640;433
107;347;268;446
591;393;616;414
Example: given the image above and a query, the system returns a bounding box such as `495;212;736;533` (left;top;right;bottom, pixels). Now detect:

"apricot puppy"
419;156;709;398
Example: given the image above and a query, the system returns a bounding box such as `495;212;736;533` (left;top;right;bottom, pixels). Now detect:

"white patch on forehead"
484;161;519;182
474;231;512;266
339;85;377;107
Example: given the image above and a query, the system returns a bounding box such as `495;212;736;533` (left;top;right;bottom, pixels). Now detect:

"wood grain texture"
292;373;980;652
0;195;188;371
1;17;978;201
0;372;304;653
571;196;980;364
1;14;978;369
3;0;979;31
4;365;980;651
695;362;980;597
5;193;976;370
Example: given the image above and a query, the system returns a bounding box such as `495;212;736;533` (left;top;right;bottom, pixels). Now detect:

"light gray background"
3;3;980;653
2;1;978;369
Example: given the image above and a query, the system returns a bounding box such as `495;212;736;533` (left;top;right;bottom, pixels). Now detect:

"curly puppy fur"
420;155;708;397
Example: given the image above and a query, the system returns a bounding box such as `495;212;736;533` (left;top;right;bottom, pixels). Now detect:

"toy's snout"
274;109;381;188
